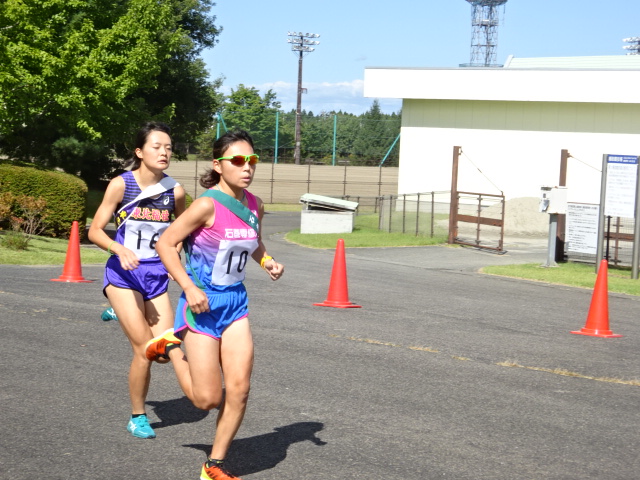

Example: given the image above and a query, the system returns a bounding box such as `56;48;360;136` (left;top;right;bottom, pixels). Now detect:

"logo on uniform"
163;196;170;205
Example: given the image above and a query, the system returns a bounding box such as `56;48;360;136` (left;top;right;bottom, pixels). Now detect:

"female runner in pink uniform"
153;129;284;480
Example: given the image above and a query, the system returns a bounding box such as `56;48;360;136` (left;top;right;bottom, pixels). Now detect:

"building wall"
398;99;640;202
363;66;640;104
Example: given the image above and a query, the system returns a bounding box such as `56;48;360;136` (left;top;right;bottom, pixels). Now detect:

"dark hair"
127;121;172;170
200;129;255;189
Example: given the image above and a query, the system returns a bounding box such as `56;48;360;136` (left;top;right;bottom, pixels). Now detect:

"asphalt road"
2;212;639;479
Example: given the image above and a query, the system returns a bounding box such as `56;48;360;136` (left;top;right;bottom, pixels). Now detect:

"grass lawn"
285;213;448;249
0;233;109;265
286;228;447;249
265;203;303;212
482;262;640;296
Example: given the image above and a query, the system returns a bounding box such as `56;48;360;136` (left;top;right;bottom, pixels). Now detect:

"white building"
364;56;640;206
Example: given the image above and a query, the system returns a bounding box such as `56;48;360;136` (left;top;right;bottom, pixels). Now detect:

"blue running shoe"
101;308;118;321
127;414;156;439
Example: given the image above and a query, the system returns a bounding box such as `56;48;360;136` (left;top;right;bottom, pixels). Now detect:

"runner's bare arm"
251;196;284;281
88;178;141;270
156;197;215;313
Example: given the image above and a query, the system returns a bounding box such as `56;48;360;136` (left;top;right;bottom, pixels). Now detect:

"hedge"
0;164;87;238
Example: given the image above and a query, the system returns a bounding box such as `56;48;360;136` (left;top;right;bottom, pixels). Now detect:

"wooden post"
448;146;461;245
556;149;569;262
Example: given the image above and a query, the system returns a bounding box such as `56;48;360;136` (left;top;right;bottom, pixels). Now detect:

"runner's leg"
181;329;224;410
210;318;254;460
106;286;152;415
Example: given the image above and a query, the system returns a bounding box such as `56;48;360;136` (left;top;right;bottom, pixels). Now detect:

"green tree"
0;0;221;186
205;91;402;164
137;0;223;156
218;84;281;153
274;110;297;162
352;100;393;164
300;104;401;165
333;112;361;160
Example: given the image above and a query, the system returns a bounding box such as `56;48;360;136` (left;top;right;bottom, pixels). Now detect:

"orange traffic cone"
51;221;93;283
313;238;361;308
571;259;620;338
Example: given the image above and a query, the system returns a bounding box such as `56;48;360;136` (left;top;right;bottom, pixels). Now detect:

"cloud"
218;79;401;115
259;79;401;115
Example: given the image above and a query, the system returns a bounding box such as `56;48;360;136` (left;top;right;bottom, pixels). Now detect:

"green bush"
0;164;87;238
0;230;30;250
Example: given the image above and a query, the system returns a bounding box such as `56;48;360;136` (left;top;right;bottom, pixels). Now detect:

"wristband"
260;255;274;269
107;241;117;255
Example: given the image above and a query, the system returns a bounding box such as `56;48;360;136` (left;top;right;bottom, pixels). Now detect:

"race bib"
210;239;258;285
122;220;168;259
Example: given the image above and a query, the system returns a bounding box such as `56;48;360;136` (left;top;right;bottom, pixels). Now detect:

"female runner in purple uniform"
153;129;284;480
88;122;186;439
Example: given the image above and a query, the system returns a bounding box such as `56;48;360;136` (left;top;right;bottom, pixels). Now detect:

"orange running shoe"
200;461;241;480
145;329;181;363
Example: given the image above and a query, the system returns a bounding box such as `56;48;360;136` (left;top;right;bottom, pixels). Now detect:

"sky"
201;0;640;115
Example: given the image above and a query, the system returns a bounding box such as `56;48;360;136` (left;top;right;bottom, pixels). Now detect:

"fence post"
274;111;279;164
194;156;199;198
416;193;421;236
475;194;482;246
270;161;275;204
332;114;337;166
402;194;407;234
448;146;461;244
430;191;435;238
343;164;348;197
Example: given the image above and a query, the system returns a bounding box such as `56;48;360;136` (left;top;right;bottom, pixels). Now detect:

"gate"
448;146;506;252
448;191;505;252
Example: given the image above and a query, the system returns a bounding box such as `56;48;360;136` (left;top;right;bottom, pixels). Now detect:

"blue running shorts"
174;282;249;340
103;255;169;301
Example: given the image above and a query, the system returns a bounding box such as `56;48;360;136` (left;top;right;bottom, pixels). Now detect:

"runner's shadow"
146;396;209;429
183;421;327;476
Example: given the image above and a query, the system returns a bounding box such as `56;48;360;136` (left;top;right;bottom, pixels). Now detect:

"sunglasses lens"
221;154;259;166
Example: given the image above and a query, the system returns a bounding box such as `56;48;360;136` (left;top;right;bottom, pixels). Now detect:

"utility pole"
287;31;320;164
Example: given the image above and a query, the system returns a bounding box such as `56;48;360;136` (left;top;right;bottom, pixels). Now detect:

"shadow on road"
146;396;210;429
183;421;327;476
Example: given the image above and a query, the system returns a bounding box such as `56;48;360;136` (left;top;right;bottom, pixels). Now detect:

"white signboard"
604;155;638;218
566;203;599;255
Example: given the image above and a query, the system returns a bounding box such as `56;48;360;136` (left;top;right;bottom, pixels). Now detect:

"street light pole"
295;48;303;165
287;31;320;165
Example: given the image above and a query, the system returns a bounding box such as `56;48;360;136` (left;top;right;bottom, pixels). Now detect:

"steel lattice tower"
465;0;508;67
623;37;640;55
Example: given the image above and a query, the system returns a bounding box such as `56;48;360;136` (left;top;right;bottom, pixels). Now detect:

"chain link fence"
167;159;452;238
376;192;451;238
166;161;400;204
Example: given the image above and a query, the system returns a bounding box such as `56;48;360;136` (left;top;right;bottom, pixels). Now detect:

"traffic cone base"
570;328;622;338
51;221;93;283
51;276;92;283
313;300;362;308
314;238;361;309
570;259;620;338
